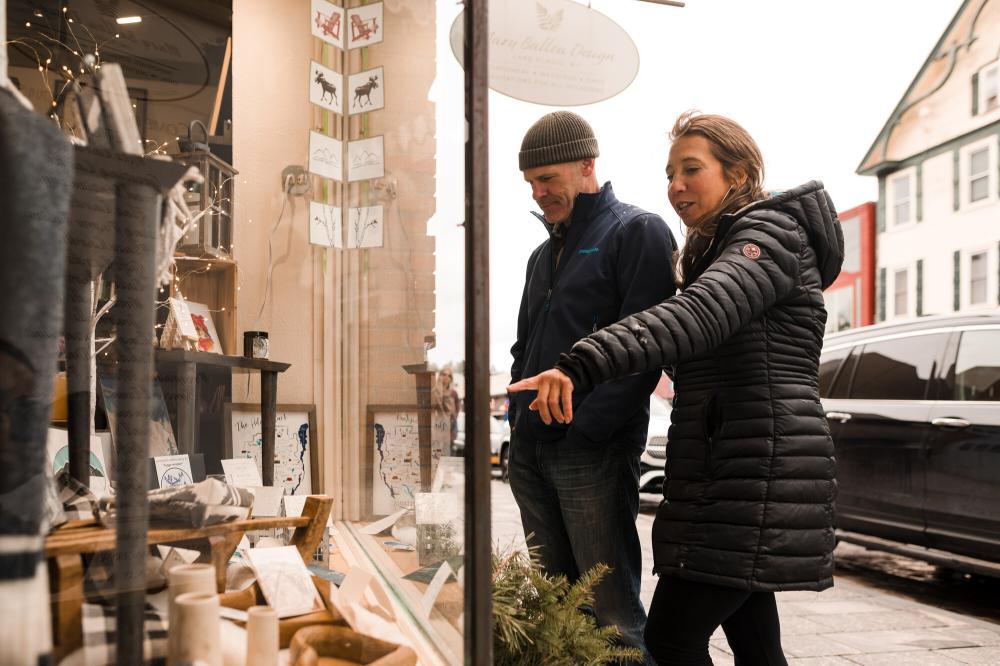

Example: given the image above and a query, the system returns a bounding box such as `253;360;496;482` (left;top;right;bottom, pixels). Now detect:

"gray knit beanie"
518;111;600;170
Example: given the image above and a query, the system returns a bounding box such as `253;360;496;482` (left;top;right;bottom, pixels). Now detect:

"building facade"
858;0;1000;323
825;202;876;333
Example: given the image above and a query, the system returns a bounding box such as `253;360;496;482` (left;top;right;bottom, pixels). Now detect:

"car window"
818;345;851;398
830;347;859;399
950;330;1000;401
849;334;947;400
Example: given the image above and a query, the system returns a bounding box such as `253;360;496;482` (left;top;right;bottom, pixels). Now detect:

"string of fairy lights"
5;5;251;355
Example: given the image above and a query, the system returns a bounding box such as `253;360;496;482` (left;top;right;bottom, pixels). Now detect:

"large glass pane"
7;1;474;662
850;335;946;400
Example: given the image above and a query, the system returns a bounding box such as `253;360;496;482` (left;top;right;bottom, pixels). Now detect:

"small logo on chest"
742;243;762;260
578;247;600;255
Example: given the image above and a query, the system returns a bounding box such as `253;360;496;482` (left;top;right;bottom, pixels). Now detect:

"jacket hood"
723;181;844;289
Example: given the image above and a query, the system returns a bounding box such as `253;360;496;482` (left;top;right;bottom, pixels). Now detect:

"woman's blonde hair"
671;111;766;285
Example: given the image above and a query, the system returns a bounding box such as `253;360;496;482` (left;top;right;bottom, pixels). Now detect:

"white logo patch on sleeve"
742;243;762;260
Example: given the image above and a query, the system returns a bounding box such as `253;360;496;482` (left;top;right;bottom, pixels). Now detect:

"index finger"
507;378;538;393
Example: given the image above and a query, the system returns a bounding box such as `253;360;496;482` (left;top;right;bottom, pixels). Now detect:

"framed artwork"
99;375;179;459
365;405;450;516
347;135;384;182
347;205;384;249
347;2;384;49
310;201;343;248
224;403;319;495
309;59;341;114
184;300;223;354
348;66;384;115
311;0;346;49
309;130;343;183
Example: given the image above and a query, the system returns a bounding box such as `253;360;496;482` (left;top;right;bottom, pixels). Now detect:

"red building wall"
825;202;876;330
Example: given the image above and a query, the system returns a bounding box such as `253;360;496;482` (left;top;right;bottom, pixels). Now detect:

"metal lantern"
174;121;237;258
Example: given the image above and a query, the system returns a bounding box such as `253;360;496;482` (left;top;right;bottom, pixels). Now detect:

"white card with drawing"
247;545;324;618
348;67;384;115
309;131;343;183
310;201;343;248
153;454;193;488
309;59;342;114
346;3;384;49
347;205;383;249
347;136;384;182
221;458;263;487
310;0;345;49
47;428;111;497
248;486;285;517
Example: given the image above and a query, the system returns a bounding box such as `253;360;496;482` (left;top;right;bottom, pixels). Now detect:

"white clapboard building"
858;0;1000;321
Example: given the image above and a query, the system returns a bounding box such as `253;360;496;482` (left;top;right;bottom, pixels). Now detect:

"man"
509;111;677;662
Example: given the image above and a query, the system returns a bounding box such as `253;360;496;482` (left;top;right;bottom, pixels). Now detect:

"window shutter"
916;164;923;222
953;149;961;211
877;267;886;322
916;259;924;316
972;72;980;116
953;250;961;311
877;177;886;232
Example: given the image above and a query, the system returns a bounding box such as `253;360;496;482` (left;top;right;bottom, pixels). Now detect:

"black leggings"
644;576;788;666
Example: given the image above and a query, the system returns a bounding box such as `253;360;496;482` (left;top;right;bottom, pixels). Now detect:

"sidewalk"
490;480;1000;665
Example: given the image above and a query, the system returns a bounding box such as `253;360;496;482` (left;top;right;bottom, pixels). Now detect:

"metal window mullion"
463;1;492;664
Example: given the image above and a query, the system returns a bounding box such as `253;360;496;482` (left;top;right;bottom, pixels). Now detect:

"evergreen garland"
491;545;644;666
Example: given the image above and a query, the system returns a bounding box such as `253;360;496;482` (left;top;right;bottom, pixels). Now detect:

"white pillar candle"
167;564;216;666
171;592;222;666
245;605;279;666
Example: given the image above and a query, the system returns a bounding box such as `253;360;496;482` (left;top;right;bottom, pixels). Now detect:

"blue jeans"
509;431;652;665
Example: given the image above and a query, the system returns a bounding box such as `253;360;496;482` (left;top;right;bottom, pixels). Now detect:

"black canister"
243;330;269;359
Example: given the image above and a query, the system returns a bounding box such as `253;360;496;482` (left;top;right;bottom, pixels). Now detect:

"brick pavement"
490;480;1000;665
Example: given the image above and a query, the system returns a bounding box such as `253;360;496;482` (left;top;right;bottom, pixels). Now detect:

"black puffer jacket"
556;181;844;591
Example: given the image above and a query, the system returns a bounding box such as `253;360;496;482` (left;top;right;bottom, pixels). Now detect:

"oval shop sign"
450;0;639;106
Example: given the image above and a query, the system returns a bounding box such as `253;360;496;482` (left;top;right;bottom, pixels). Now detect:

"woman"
508;111;843;665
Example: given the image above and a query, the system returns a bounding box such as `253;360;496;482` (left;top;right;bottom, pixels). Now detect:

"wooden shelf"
171;256;238;355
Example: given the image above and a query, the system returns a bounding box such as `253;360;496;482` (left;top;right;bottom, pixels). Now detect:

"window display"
3;0;486;663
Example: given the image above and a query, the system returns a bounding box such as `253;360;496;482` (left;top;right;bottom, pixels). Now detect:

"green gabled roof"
857;0;976;176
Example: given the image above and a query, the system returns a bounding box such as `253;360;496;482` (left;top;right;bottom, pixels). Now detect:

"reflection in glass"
953;331;1000;401
850;334;946;400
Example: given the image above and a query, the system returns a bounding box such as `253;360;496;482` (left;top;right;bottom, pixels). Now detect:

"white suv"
639;394;671;493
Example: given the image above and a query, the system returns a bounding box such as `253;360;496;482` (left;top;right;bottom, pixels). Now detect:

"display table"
154;350;290;484
46;495;333;661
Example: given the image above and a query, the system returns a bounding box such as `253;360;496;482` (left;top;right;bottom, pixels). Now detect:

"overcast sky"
425;0;964;373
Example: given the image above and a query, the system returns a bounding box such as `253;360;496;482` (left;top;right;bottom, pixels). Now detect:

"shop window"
849;334;947;400
6;0;486;661
893;268;909;317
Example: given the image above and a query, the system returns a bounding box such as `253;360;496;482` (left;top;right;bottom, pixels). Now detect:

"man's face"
522;159;592;225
